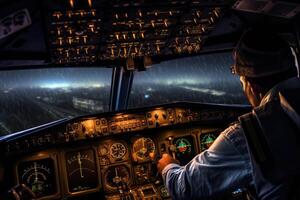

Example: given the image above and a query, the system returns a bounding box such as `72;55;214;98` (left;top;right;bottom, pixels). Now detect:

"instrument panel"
14;127;221;199
4;103;250;199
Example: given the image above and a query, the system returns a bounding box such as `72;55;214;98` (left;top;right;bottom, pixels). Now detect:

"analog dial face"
104;165;130;190
17;158;57;198
66;149;98;192
132;137;156;162
110;142;127;160
200;133;218;151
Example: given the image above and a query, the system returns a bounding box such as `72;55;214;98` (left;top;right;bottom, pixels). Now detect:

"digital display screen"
173;136;196;165
200;132;220;152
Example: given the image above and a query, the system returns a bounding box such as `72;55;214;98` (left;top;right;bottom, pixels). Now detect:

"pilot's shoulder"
222;122;243;139
221;122;249;155
208;122;248;157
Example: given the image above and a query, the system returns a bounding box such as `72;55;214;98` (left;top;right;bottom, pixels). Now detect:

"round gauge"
17;158;57;198
104;165;130;190
132;137;156;162
200;133;217;151
175;138;192;154
110;142;127;160
66;149;98;192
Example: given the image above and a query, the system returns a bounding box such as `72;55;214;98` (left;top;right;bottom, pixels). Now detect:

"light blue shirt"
162;123;286;200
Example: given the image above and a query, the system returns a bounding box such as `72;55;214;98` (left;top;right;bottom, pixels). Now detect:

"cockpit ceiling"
0;0;244;69
0;0;299;69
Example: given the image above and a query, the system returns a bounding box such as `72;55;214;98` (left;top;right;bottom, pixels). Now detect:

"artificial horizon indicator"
17;158;57;198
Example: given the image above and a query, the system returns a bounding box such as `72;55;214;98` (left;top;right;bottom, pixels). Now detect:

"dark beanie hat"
232;29;296;78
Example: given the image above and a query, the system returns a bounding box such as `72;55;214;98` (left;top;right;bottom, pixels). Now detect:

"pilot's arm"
158;124;253;199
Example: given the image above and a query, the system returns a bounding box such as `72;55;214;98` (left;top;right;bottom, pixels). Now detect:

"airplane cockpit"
0;0;299;199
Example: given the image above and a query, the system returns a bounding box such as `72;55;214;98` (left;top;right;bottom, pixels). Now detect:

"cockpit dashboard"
0;102;250;200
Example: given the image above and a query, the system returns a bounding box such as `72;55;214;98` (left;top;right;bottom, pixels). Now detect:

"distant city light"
40;82;71;89
144;94;150;98
39;82;105;89
180;86;226;96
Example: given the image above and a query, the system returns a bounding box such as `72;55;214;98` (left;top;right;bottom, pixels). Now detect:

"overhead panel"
46;0;228;66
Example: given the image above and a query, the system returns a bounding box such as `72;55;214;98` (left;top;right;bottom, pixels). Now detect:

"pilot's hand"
7;184;35;200
157;154;180;174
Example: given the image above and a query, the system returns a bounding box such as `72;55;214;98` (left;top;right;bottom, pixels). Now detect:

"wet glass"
128;52;248;108
0;67;112;135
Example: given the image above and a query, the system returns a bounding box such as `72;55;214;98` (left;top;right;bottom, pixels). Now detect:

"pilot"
157;29;300;200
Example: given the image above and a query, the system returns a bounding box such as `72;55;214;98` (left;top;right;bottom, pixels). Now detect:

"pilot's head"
232;29;298;107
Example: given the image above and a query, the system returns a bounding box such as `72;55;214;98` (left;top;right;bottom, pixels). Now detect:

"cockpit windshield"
0;52;248;136
129;52;248;108
0;67;112;135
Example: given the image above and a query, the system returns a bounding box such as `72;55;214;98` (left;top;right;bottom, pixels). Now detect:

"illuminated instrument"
200;132;219;152
65;149;98;192
110;142;127;161
103;165;131;191
175;138;192;154
17;158;57;198
174;136;196;165
132;137;156;162
99;140;129;165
